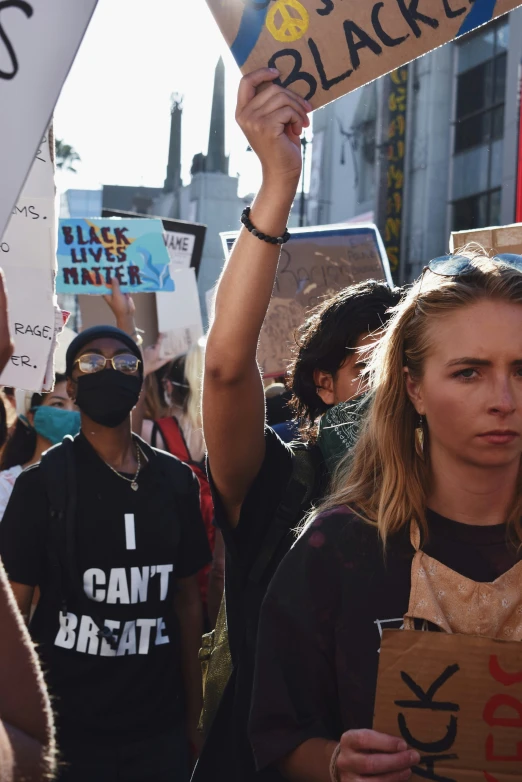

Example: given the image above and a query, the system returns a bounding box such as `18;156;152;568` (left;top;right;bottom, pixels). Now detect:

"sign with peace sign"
206;0;522;110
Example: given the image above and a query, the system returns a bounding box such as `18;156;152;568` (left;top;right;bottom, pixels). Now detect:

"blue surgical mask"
32;406;81;445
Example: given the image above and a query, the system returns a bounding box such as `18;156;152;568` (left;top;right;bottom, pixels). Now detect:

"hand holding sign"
334;730;419;781
236;68;311;185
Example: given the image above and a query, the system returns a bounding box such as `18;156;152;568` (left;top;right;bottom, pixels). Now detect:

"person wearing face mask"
0;324;211;781
0;375;80;521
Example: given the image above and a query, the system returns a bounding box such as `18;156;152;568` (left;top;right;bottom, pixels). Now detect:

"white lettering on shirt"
76;615;100;655
107;568;130;605
124;513;136;550
117;620;137;656
83;568;106;602
55;611;78;649
130;566;150;603
136;618;156;655
53;612;171;656
156;564;174;601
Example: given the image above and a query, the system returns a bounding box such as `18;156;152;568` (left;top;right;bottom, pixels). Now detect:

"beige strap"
409;520;421;552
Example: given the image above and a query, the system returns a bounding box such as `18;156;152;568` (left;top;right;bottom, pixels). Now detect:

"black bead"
252;228;258;236
258;232;265;240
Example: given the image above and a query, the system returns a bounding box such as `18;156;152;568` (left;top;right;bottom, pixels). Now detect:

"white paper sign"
0;138;57;391
163;231;196;271
0;0;99;238
156;268;204;359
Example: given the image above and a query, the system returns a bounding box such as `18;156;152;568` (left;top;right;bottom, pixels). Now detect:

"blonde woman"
249;249;522;782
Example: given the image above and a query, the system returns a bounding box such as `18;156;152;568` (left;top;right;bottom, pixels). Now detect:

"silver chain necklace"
103;443;142;491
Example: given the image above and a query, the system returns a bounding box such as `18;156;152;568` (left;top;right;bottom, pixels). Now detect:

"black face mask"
75;370;142;428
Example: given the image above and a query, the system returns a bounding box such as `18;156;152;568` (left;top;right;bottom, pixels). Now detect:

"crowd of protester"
0;68;521;782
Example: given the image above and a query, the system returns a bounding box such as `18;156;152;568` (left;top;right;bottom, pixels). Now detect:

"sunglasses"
415;252;522;310
425;253;522;276
74;353;141;375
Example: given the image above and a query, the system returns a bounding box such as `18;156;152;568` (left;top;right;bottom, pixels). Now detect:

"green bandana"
317;392;371;473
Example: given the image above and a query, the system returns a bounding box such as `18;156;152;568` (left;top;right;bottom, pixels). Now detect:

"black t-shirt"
195;428;323;782
0;434;211;743
249;507;521;772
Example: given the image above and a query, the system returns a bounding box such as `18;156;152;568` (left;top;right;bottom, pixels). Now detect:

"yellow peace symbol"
266;0;309;43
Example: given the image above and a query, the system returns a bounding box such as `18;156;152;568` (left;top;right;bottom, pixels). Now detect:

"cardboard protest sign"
451;223;522;256
156;268;204;359
102;209;207;278
207;0;522;110
0;0;98;238
374;630;522;781
57;218;173;294
221;223;392;377
0;134;57;391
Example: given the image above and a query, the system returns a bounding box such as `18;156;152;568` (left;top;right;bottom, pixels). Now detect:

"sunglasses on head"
74;353;141;375
425;252;522;276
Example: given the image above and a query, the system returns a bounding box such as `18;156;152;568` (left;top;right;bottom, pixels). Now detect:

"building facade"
309;8;522;283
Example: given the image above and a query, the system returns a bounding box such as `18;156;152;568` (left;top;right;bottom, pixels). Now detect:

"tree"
55;139;81;173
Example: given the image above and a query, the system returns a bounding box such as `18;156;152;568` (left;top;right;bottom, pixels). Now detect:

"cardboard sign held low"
374;630;522;781
207;0;522;110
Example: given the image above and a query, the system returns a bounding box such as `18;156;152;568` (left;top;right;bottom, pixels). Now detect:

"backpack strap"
40;437;118;650
156;417;191;463
248;445;322;586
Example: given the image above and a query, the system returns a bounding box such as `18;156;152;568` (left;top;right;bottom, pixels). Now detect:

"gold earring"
415;415;424;459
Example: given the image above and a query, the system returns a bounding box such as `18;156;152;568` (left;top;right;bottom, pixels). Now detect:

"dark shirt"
0;434;211;744
249;507;520;771
195;428;319;782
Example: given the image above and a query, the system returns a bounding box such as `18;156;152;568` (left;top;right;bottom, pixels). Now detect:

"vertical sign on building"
384;66;408;280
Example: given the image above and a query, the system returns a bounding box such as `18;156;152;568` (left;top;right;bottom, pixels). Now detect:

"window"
451;19;508;231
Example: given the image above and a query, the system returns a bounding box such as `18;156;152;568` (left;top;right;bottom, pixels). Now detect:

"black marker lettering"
0;242;9;253
398;714;458;753
442;0;466;18
101;227;112;244
396;0;439;37
114;227;130;246
128;266;142;286
395;665;460;711
71;248;87;264
103;267;113;284
268;48;317;101
81;268;94;286
89;226;101;244
92;268;103;285
372;1;409;46
114;267;127;285
21;355;31;367
316;0;334;16
14;323;22;335
88;248;103;263
76;226;89;245
343;19;383;70
0;1;33;80
63;268;79;285
412;754;458;782
62;226;74;245
308;37;352;90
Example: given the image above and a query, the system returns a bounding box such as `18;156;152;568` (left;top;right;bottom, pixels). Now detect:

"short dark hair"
287;280;402;441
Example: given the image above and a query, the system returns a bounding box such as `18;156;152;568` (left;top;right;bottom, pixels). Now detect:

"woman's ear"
404;367;425;415
313;368;335;406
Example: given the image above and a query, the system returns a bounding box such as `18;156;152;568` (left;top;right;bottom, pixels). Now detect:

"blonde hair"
185;337;206;431
316;245;522;548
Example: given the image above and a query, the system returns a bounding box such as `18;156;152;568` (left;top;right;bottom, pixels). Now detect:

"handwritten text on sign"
0;0;98;237
57;219;174;295
374;630;522;781
222;224;391;377
206;0;522;110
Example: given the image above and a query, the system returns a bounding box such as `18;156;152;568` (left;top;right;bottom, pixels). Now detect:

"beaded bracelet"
329;744;342;782
240;206;291;245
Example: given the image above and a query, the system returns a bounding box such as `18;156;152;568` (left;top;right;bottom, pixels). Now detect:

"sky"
54;0;266;198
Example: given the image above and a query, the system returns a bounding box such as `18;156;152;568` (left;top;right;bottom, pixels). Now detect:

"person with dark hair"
0;324;211;781
197;70;401;782
0;375;80;521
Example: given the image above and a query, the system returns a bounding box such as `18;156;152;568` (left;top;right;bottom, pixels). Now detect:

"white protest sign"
156;268;204;360
0;0;99;238
163;231;196;272
0;136;57;391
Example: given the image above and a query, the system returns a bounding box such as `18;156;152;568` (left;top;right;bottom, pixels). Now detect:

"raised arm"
203;68;311;526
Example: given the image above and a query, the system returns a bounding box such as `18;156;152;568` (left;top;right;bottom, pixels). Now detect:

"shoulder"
294;506;381;561
146;443;198;492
